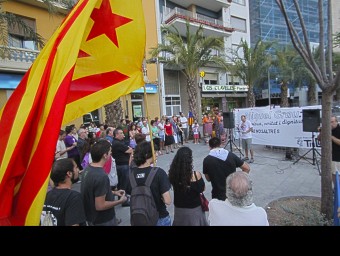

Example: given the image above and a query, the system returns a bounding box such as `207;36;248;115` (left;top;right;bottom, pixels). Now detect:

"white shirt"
192;124;199;134
240;120;253;139
208;199;269;226
142;125;151;142
180;116;188;128
56;140;67;159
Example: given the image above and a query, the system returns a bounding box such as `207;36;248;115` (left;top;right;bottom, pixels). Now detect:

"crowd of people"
41;112;267;226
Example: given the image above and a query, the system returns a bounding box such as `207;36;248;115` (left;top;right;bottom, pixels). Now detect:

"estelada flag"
0;0;146;225
188;111;194;126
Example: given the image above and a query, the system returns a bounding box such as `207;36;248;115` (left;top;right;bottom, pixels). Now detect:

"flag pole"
143;60;157;165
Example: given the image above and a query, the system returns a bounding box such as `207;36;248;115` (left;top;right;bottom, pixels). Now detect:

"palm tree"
293;56;318;105
150;22;227;120
272;45;297;107
104;99;123;127
229;39;274;107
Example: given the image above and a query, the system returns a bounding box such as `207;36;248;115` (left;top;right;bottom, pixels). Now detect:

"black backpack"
129;167;159;226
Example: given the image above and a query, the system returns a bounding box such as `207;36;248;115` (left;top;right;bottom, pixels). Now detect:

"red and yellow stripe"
0;0;145;225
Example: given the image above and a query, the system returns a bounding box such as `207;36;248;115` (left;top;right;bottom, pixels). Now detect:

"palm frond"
149;20;227;118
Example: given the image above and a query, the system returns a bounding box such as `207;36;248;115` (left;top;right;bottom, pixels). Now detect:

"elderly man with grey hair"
208;171;269;226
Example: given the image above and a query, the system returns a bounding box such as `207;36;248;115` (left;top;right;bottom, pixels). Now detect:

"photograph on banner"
234;106;322;149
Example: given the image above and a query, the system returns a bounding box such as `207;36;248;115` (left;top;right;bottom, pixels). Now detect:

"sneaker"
242;157;249;161
249;158;254;163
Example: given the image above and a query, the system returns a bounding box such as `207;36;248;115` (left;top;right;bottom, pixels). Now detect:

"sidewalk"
74;140;321;226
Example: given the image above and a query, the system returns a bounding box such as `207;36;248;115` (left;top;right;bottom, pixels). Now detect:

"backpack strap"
129;168;138;189
145;167;159;187
193;171;198;181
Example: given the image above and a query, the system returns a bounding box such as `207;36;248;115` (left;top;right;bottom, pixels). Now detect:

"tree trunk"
308;83;318;105
320;88;334;220
280;81;289;107
279;81;293;159
104;99;123;127
247;84;256;107
186;77;198;120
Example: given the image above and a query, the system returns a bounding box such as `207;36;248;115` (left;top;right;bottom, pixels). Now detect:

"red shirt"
164;123;173;135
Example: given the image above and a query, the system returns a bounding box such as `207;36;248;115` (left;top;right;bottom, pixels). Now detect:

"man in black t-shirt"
81;140;127;226
41;158;86;226
318;116;340;186
111;128;133;206
203;137;250;201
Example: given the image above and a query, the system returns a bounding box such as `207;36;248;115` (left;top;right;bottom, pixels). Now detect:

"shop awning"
131;83;158;94
0;73;24;89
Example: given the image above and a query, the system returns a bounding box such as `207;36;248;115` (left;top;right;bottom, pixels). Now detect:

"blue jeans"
116;164;130;193
156;215;171;226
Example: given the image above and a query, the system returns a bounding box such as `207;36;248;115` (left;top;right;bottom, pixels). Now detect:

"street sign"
200;71;205;78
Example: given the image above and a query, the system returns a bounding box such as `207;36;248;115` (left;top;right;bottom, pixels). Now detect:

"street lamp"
156;58;165;117
147;57;164;117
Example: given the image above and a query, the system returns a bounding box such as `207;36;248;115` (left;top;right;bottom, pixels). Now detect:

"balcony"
0;46;39;72
16;0;72;14
163;7;234;38
167;0;231;12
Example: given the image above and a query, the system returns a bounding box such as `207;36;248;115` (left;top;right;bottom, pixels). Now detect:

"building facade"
0;0;67;110
156;0;250;117
249;0;329;106
332;0;340;53
249;0;325;48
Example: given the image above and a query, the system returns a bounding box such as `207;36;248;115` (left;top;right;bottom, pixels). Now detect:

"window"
227;74;241;85
232;0;245;5
231;16;247;33
204;73;218;85
7;13;37;50
165;96;181;117
8;34;36;50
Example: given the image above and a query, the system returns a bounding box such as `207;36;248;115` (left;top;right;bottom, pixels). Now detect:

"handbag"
193;171;209;212
200;193;209;212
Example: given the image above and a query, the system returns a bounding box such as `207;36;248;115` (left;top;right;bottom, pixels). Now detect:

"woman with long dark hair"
168;147;208;226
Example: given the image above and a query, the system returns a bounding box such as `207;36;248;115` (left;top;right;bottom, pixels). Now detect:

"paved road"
73;140;321;226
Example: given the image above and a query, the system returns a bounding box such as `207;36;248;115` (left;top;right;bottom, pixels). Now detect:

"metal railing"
163;7;233;33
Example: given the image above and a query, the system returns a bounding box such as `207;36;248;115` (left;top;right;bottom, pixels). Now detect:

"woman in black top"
168;147;208;226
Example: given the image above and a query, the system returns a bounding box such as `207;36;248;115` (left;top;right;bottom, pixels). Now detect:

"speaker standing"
317;116;340;186
240;115;254;163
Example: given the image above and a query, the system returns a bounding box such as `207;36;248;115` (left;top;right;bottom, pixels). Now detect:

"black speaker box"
223;112;235;129
302;109;320;132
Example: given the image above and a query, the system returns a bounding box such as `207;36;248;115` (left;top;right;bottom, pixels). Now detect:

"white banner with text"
233;106;322;149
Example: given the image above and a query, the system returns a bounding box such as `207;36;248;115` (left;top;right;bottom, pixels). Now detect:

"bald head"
226;171;253;207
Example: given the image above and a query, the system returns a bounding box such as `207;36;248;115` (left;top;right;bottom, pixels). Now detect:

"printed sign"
234;106;321;149
202;84;248;92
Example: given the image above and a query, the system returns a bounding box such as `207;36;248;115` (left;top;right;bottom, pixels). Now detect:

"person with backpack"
129;141;172;226
41;158;86;226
